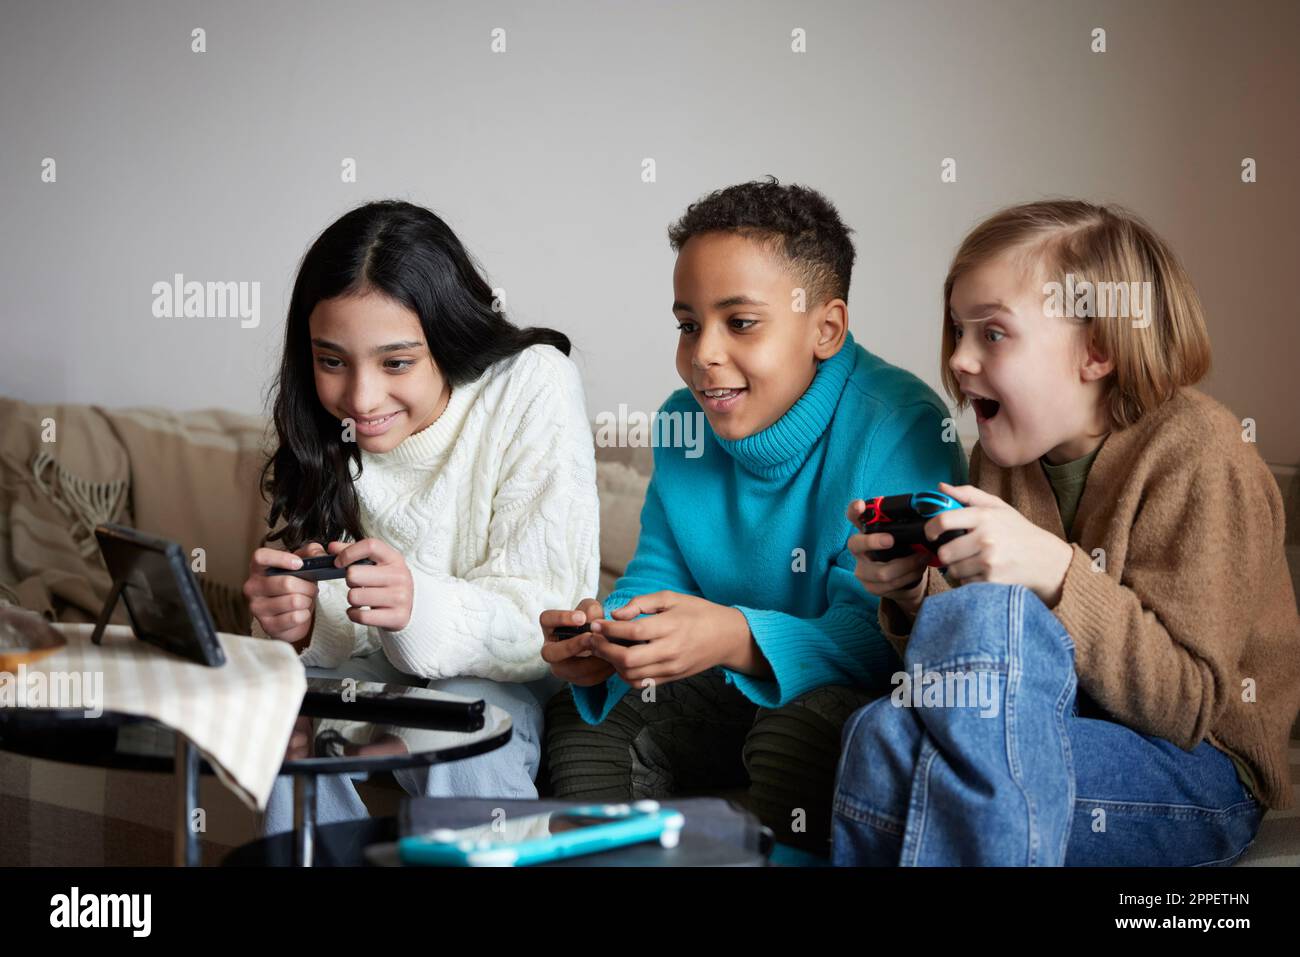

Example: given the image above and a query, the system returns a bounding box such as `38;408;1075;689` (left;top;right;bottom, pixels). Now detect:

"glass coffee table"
0;677;513;867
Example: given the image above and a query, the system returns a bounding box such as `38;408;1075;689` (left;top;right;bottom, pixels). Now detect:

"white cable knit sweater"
253;343;600;683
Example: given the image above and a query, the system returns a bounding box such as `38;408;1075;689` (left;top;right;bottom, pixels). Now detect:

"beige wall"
1;0;1296;468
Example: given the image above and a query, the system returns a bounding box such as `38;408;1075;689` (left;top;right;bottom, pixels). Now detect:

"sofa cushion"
596;460;650;596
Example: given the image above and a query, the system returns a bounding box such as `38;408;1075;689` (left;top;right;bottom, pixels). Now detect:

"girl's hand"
925;482;1074;607
244;542;326;645
539;599;616;687
284;715;313;761
586;592;760;687
845;499;929;620
328;538;414;631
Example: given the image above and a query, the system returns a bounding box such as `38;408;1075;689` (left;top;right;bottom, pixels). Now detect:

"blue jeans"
261;650;562;837
831;583;1266;866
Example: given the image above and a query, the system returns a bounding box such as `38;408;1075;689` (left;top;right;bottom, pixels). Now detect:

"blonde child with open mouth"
837;199;1300;866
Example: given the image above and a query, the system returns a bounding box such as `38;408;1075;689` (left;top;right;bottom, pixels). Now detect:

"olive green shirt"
1040;445;1103;541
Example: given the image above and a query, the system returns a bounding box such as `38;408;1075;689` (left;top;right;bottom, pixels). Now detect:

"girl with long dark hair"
243;200;599;831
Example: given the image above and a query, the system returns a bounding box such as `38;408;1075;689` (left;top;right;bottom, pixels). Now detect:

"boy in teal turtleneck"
541;178;966;856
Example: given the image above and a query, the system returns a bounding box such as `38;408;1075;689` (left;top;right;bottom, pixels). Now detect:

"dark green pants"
544;669;878;854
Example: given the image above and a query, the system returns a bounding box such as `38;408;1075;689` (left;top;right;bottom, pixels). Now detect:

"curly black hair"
667;176;856;306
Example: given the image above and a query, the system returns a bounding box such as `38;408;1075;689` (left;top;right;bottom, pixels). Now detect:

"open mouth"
699;386;747;412
352;411;403;435
965;391;1001;422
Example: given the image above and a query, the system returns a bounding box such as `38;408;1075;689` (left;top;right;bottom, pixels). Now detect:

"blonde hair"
939;199;1212;430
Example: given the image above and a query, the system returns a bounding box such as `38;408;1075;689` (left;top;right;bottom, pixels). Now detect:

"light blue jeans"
261;649;562;837
832;583;1266;866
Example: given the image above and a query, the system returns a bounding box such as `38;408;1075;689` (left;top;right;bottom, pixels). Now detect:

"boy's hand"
925;482;1073;607
586;592;762;687
329;539;414;631
540;599;615;686
244;542;326;645
845;500;928;620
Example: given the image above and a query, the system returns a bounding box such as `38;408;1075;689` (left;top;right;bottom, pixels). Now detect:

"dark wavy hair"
666;175;856;306
260;200;571;550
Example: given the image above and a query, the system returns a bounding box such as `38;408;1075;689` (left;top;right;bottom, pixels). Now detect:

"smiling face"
947;249;1114;467
308;289;451;454
672;232;846;441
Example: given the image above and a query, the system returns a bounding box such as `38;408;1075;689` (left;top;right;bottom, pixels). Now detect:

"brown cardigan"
879;388;1300;809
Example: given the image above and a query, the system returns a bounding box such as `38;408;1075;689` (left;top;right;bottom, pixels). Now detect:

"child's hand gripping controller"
857;491;968;568
265;555;376;582
552;623;647;648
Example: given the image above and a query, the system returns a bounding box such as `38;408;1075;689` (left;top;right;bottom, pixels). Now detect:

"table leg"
173;734;200;867
293;775;317;867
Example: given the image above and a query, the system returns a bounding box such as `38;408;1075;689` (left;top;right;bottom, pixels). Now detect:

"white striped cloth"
14;624;306;811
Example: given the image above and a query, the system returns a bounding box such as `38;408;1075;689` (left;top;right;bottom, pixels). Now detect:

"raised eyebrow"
950;302;1010;323
948;313;996;328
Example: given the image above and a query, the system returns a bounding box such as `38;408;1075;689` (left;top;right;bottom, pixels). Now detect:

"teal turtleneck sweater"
571;332;968;723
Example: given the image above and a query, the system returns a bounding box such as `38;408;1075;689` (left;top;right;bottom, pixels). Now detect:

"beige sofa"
0;399;1296;865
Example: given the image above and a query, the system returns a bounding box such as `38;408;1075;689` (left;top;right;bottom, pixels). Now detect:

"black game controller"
265;555;376;582
857;491;968;567
552;623;647;648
